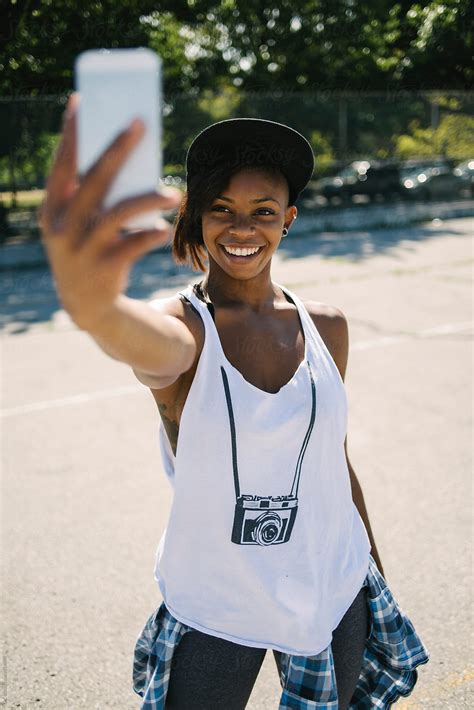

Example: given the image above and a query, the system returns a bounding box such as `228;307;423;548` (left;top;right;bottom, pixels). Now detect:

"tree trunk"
8;149;17;208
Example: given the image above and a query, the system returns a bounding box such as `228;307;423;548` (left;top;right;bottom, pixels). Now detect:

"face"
200;168;297;280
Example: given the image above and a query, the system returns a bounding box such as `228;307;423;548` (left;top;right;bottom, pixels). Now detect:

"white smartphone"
74;48;162;230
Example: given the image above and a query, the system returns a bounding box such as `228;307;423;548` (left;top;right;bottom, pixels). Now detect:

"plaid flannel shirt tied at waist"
132;554;430;709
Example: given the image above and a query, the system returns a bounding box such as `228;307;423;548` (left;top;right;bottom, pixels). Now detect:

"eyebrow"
217;196;281;206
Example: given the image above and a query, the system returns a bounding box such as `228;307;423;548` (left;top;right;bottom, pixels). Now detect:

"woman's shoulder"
133;292;205;397
302;299;349;381
147;291;205;353
302;299;347;323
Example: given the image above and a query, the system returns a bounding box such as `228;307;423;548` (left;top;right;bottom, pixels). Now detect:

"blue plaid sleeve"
278;647;338;708
348;555;430;709
132;603;192;709
277;555;430;709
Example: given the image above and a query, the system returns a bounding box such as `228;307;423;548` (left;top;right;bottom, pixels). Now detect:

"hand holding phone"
39;54;182;332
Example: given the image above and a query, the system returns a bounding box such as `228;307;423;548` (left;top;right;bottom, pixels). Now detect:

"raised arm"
85;295;196;384
39;94;194;385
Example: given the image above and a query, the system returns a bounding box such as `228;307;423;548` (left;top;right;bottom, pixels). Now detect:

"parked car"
400;165;465;200
453;159;474;196
400;158;455;173
317;161;403;202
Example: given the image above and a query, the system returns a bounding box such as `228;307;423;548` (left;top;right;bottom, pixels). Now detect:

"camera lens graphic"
252;512;283;546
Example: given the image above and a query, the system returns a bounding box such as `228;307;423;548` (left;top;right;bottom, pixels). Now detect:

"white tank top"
152;282;370;656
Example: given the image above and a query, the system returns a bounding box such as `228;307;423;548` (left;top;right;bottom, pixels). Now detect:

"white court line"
1;321;472;417
352;320;472;351
418;320;473;336
1;384;144;417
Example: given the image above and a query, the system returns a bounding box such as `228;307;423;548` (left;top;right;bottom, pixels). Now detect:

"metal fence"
0;91;473;194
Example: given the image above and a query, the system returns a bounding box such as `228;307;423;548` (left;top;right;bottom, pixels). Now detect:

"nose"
228;214;255;235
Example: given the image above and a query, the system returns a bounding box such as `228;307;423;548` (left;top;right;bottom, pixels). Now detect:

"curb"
1;200;473;270
292;199;474;235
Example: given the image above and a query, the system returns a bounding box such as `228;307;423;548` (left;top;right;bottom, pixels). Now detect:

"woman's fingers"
85;189;182;253
63;118;147;234
40;95;183;262
107;224;173;266
40;94;79;233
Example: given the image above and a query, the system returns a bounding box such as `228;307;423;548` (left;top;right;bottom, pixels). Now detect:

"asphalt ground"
2;217;473;708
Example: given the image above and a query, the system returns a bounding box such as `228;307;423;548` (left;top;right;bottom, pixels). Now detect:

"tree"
1;0;471;96
394;113;474;158
0;0;472;196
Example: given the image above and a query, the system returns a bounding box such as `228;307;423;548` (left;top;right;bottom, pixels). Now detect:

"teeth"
224;246;261;256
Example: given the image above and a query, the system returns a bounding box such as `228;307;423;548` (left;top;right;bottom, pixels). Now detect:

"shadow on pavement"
278;222;467;261
0;220;469;335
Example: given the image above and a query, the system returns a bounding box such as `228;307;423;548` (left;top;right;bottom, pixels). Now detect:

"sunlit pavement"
2;217;472;708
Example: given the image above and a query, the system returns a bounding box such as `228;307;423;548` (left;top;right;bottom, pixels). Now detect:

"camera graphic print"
220;363;316;546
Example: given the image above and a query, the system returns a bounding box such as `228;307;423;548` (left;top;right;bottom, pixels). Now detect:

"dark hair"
172;163;289;272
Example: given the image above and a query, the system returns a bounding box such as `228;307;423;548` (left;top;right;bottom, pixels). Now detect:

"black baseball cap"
186;118;315;204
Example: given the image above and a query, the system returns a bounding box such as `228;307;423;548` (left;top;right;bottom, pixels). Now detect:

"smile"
221;245;264;259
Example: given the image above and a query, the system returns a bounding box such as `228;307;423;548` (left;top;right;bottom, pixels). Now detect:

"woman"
40;95;429;709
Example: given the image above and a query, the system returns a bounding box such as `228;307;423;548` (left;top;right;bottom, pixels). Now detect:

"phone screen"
75;48;162;230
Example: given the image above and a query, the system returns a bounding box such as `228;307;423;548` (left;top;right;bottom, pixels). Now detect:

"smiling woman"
171;118;311;272
130;118;429;709
39;96;428;710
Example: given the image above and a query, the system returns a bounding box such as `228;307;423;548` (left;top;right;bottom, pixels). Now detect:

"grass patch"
0;190;45;209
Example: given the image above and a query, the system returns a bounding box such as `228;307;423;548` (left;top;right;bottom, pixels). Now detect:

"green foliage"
309;131;334;172
143;10;230;94
0;0;472;196
395;124;438;158
394;114;474;159
197;88;242;122
1;0;159;95
401;0;473;89
1;0;472;96
0;131;60;189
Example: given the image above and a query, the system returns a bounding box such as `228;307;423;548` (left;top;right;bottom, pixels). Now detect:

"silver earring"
282;228;288;237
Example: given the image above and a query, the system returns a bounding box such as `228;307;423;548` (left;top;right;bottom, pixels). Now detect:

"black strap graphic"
195;280;317;499
220;362;316;501
221;366;241;499
290;361;316;498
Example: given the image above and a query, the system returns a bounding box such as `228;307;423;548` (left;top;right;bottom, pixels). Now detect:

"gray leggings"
165;586;369;710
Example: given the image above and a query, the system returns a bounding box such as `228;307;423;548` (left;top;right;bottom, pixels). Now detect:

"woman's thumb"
117;226;172;264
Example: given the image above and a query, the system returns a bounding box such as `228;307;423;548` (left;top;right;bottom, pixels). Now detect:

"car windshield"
456;160;474;172
339;166;358;179
400;167;423;178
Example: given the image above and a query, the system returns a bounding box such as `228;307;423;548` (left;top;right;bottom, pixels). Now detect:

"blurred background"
1;2;473;709
0;0;473;239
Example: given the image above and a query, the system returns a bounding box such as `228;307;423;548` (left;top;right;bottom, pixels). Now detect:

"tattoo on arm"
158;403;179;457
